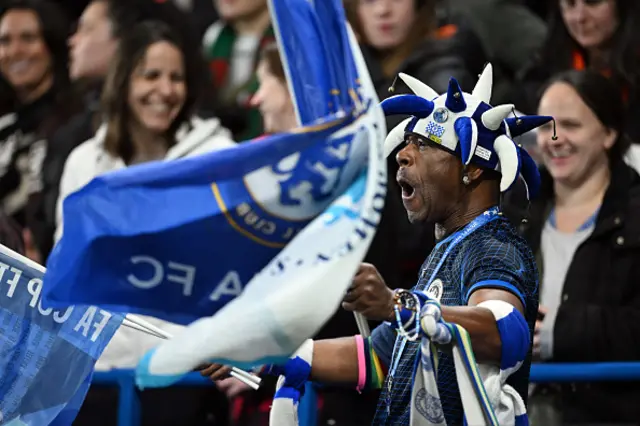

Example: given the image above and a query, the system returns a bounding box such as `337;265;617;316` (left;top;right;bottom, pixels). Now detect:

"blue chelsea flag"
43;114;366;324
0;245;121;425
42;0;372;326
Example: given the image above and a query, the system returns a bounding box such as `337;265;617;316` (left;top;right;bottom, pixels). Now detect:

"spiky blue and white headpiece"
381;64;552;199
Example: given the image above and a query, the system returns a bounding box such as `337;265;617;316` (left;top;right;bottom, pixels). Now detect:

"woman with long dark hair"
515;0;640;142
0;0;81;261
58;20;234;426
507;70;640;424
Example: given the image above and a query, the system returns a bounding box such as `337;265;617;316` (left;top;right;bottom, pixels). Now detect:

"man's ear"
465;164;485;183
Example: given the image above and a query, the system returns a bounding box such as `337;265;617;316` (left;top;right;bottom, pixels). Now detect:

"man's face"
68;1;117;80
395;134;463;223
214;0;268;23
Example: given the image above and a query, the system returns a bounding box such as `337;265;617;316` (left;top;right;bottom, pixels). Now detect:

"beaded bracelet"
392;289;422;342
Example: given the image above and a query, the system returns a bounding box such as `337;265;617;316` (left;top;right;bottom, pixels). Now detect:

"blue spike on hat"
380;95;435;118
445;78;466;113
506;115;553;138
454;117;477;166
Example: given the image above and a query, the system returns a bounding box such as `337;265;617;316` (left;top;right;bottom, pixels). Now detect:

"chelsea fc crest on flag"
213;131;362;248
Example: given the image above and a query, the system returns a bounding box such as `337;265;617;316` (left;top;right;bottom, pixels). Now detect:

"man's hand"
342;263;395;322
199;364;252;398
199;363;231;381
532;305;547;360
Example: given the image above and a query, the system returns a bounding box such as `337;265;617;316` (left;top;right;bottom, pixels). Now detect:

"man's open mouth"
397;177;415;198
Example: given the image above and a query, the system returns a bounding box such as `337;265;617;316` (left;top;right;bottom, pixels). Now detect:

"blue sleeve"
370;322;397;368
460;237;530;309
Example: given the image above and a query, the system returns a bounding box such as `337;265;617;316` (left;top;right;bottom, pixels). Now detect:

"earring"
462;175;470;185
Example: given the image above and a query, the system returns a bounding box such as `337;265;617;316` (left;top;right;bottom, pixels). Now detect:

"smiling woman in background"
57;19;234;219
506;70;640;425
57;20;234;426
0;0;80;261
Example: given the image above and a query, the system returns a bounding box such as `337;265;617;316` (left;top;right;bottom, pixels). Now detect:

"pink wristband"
355;334;366;392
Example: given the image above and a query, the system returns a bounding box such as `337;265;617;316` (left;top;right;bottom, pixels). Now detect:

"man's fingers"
198;364;216;375
356;262;374;274
344;284;367;303
343;291;357;303
210;366;232;381
342;301;357;312
200;364;231;381
354;262;378;279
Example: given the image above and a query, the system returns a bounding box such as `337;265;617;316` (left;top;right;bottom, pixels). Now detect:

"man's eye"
414;139;427;149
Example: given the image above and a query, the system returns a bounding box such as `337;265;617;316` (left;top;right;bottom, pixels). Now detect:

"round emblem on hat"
433;108;449;123
426;279;443;302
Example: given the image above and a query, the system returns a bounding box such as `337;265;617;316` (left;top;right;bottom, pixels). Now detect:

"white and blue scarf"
268;299;528;426
409;297;528;426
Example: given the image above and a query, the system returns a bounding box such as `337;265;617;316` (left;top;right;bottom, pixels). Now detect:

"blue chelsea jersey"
370;215;538;425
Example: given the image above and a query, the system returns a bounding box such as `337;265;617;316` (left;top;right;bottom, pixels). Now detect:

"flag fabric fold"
0;244;121;425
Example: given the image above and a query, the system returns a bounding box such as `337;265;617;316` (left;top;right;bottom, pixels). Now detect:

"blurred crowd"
0;0;638;425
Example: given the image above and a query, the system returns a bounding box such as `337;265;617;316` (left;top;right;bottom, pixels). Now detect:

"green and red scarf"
206;24;275;141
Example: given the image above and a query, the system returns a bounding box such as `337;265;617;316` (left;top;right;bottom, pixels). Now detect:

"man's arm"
309;337;359;384
447;236;534;367
312;321;395;386
441;288;525;365
201;339;360;386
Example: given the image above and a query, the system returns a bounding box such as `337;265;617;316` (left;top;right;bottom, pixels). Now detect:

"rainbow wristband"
354;335;387;392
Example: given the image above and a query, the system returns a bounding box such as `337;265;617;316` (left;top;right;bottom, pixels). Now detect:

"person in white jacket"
57;115;234;371
56;20;235;426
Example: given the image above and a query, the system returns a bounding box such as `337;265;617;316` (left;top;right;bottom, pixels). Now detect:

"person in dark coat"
0;0;82;262
505;70;640;425
438;0;547;105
